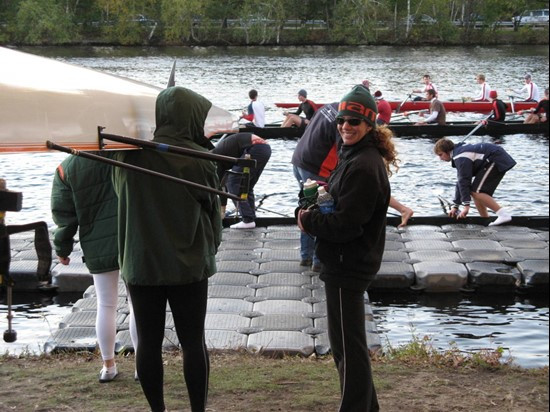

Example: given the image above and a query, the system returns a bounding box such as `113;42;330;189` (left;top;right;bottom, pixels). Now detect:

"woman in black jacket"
298;85;399;412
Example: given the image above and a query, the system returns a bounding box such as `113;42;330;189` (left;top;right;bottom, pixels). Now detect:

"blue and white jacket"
451;142;516;206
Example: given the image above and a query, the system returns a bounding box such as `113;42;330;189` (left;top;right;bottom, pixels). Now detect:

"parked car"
402;14;437;25
514;9;549;25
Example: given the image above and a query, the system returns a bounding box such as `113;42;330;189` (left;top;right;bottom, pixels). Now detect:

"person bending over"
434;138;516;226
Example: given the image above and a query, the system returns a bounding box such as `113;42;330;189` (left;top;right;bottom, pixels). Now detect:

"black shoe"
300;259;313;267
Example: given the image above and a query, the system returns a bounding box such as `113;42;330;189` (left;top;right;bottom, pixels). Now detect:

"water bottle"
302;178;319;207
317;186;334;214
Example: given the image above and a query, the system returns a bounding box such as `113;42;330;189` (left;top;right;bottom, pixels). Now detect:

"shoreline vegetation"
0;0;549;47
1;338;548;411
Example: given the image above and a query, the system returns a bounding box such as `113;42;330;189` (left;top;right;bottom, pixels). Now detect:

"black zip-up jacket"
301;134;391;291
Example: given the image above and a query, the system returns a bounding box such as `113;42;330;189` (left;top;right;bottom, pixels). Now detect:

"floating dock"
4;219;549;356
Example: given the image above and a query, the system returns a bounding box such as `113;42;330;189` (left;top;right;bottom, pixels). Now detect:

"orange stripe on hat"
338;101;377;123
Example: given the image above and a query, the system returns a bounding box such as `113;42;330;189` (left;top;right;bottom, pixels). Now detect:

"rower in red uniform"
374;90;392;125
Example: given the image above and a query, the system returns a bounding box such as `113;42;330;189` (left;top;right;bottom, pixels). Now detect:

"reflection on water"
371;291;549;369
1;46;548;367
0;292;82;355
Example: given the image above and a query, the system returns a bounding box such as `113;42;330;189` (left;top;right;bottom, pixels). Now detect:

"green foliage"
15;0;75;44
0;0;548;45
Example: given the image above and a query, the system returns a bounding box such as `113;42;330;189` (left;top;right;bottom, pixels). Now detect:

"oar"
392;110;423;118
508;95;516;114
460;112;493;143
394;93;412;113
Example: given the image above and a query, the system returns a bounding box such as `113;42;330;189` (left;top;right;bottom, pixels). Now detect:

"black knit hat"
338;85;378;127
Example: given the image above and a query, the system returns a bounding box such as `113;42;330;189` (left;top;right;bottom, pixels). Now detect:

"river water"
0;45;548;367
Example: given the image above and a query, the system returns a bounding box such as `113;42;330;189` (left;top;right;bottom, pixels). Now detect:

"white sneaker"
488;215;512;226
230;221;256;229
99;365;118;383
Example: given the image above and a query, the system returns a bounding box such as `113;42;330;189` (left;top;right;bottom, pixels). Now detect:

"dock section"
4;221;549;356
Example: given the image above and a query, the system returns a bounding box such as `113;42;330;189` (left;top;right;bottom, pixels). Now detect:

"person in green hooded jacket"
112;87;222;412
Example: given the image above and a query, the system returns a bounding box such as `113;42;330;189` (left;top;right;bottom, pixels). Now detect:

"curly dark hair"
372;125;400;177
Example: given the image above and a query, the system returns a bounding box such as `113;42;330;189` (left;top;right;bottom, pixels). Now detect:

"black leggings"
128;279;209;412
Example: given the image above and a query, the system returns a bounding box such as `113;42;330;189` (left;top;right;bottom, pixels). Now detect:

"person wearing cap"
281;89;318;128
521;87;549;124
513;73;540;102
472;74;491;102
433;137;516;226
480;90;507;124
297;85;399;412
240;89;266;127
373;90;392;125
412;74;438;101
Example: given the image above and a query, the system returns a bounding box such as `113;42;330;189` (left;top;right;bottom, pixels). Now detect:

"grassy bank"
1;343;548;411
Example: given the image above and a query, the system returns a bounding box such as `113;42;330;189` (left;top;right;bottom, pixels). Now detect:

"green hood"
154;86;213;148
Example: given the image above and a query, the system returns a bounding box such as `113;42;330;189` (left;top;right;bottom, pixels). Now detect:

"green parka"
51;156;118;274
112;87;222;286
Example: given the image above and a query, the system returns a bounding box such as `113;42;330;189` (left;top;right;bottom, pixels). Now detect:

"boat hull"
218;121;549;140
0;47;235;153
275;100;538;113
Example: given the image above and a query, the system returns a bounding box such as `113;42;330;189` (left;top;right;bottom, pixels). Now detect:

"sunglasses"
336;117;363;126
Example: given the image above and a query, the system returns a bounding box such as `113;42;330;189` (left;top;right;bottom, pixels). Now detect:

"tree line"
0;0;548;46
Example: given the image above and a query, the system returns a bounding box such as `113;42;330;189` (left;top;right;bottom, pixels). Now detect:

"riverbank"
0;349;548;411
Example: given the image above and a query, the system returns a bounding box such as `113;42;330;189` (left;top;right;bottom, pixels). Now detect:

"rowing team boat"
217;120;549;140
275;100;538;113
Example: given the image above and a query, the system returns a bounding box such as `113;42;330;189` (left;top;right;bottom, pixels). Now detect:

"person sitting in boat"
520;87;549;124
480;90;507;124
212;132;272;229
240;89;266;127
472;74;491;102
512;73;540;102
412;74;438;101
413;89;446;125
281;89;318;128
374;90;392;125
434;138;516;226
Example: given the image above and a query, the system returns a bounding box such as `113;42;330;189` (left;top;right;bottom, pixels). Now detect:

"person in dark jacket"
487;90;507;122
51;156;138;383
434;138;516;226
281;89;318;128
298;86;399;412
292;99;413;271
291;102;340;269
211;132;272;229
112;87;221;412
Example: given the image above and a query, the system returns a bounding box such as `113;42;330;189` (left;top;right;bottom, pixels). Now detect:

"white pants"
93;270;138;361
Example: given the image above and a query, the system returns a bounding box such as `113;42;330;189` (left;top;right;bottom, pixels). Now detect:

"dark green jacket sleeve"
51;166;77;258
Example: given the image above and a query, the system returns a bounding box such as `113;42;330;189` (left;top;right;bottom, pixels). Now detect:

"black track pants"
326;284;380;412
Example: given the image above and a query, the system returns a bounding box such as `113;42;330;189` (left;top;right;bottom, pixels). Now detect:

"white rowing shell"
0;47;236;153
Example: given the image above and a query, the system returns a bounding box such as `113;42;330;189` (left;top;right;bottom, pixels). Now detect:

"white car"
515;9;549;25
